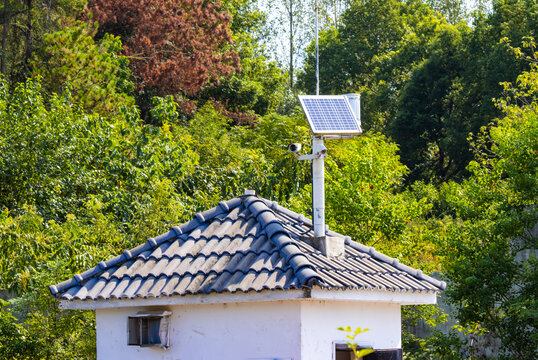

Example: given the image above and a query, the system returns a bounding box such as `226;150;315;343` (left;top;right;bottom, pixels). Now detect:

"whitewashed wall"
95;299;401;360
96;300;302;360
300;300;401;359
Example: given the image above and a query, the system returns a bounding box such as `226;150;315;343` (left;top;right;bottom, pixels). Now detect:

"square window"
335;343;374;360
128;311;171;348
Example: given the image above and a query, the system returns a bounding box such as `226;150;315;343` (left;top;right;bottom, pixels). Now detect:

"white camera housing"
288;143;302;153
314;144;327;156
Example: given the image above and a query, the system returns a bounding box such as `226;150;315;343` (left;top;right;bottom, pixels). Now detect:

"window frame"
127;310;171;348
334;344;403;360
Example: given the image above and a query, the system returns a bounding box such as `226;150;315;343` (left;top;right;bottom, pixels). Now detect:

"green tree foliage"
0;77;196;223
0;300;37;359
298;0;441;94
0;75;315;357
298;26;343;95
299;0;408;95
193;0;290;122
391;0;538;182
298;0;445;131
1;0;536;357
391;23;471;181
0;207;109;359
425;0;467;24
362;8;448;132
196;25;288;122
324;136;419;246
31;20;134;115
300;0;537;182
172;99;311;208
288;134;447;271
0;0;86;84
439;42;538;358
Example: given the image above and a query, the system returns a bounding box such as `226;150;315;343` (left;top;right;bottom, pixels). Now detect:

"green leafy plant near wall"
337;326;375;359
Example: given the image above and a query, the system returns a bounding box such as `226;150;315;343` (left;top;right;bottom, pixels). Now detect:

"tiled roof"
50;195;446;301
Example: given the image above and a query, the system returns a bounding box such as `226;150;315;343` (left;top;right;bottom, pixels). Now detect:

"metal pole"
315;0;319;95
312;136;325;237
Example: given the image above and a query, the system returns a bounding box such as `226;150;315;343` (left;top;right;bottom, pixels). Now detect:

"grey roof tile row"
50;194;445;302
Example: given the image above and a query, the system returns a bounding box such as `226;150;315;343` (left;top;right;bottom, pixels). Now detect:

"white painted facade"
94;298;403;360
300;300;401;359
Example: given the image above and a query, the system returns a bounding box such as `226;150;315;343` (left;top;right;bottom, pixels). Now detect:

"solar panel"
298;95;362;135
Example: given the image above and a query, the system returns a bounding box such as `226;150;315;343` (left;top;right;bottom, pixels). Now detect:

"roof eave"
309;286;440;305
57;286;439;310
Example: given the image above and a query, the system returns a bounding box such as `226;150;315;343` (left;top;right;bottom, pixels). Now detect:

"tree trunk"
1;0;8;74
24;0;32;65
289;0;294;89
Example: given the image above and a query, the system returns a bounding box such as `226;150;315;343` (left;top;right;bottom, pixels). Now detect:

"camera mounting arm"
288;141;327;161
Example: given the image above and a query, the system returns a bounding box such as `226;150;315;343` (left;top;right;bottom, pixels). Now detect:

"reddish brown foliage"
212;100;258;126
89;0;240;95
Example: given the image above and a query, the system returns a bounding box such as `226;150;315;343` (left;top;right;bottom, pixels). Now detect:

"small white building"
50;192;445;360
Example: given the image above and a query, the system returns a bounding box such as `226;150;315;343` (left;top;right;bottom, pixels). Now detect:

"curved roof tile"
50;194;445;301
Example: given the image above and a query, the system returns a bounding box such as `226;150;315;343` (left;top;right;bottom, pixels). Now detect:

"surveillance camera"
288;143;302;153
315;144;328;155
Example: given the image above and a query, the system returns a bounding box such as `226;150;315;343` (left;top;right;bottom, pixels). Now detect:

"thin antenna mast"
315;0;319;95
313;0;322;241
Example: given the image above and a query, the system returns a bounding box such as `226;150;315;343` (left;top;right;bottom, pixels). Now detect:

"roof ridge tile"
218;201;229;211
171;226;182;237
194;212;205;223
244;196;322;287
259;198;313;227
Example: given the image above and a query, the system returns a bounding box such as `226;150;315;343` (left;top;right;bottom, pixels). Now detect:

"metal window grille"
128;311;171;348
